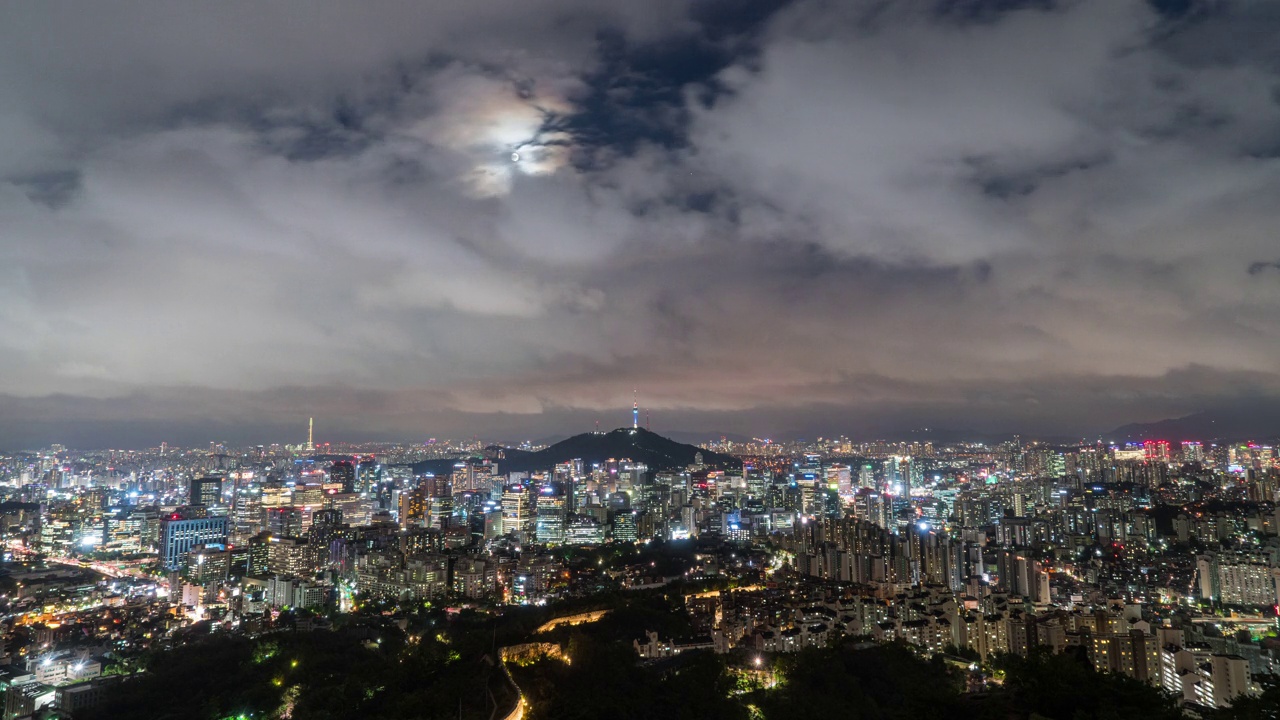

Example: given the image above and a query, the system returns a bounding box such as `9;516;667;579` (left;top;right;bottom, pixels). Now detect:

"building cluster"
0;432;1278;715
630;439;1280;712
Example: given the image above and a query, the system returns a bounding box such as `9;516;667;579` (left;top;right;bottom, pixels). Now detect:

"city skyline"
5;3;1280;719
5;2;1280;446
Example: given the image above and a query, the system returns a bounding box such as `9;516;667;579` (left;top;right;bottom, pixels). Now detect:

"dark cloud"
1249;260;1280;276
933;0;1057;24
7;170;81;209
966;152;1112;200
2;0;1280;448
567;1;791;164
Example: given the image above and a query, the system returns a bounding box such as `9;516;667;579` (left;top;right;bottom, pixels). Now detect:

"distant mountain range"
484;427;740;473
1106;409;1280;443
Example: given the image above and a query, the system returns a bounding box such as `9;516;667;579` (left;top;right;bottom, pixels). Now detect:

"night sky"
4;0;1280;448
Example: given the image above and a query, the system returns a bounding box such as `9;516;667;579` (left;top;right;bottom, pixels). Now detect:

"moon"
511;152;520;162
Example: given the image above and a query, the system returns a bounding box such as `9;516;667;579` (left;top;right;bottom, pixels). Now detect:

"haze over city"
5;1;1280;448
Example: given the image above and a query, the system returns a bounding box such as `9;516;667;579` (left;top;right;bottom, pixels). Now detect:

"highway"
5;540;163;585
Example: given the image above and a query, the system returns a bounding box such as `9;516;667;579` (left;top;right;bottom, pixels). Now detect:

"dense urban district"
0;415;1279;719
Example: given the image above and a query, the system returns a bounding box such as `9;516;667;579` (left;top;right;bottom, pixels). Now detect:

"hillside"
1106;408;1280;443
488;427;740;473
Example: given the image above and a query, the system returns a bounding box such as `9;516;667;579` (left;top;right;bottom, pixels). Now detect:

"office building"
160;512;229;571
189;477;223;507
329;461;356;494
535;485;566;545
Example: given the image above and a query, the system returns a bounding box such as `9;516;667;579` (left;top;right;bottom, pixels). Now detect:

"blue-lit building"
160;514;229;571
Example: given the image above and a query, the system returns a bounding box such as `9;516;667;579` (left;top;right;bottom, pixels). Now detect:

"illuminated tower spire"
306;417;314;452
632;391;639;429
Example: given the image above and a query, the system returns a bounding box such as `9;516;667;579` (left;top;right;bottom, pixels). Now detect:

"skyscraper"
502;485;533;541
329;460;356;494
535;484;566;545
189;477;223;507
427;495;453;530
265;507;304;537
399;485;428;529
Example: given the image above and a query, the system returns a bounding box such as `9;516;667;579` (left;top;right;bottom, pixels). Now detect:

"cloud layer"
3;0;1280;447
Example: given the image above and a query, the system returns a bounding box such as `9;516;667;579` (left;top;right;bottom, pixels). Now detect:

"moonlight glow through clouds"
2;0;1280;447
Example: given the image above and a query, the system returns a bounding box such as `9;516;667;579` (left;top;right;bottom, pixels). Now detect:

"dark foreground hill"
486;427;741;473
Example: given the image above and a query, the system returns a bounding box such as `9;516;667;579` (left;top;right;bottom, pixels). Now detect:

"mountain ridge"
1106;409;1280;442
484;426;740;473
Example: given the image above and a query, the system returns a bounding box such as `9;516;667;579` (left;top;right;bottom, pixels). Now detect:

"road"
5;540;163;585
